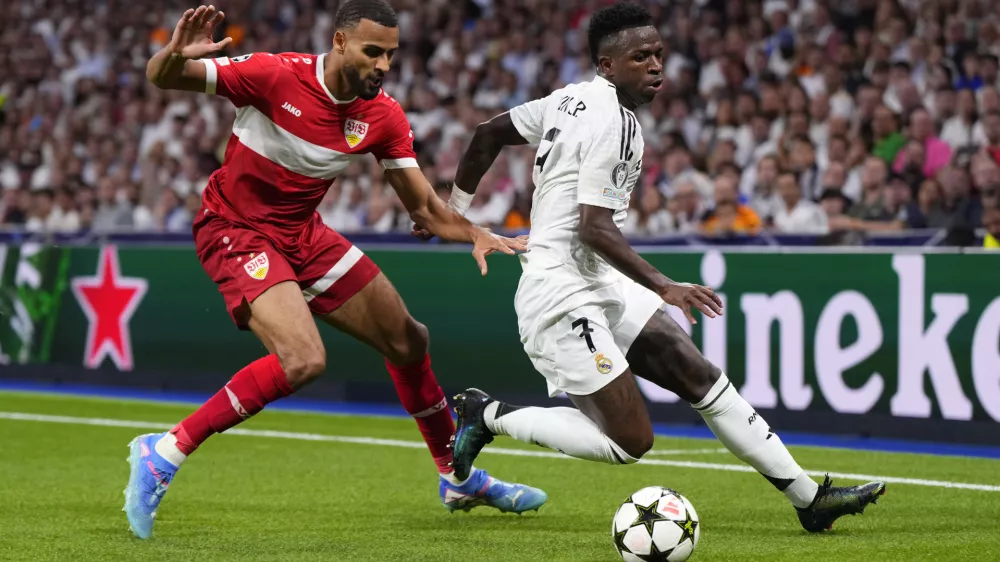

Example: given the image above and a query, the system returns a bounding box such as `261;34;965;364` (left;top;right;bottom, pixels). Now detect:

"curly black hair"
587;2;655;66
334;0;398;30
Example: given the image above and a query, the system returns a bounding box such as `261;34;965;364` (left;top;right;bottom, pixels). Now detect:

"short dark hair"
587;2;655;65
334;0;398;30
778;170;800;183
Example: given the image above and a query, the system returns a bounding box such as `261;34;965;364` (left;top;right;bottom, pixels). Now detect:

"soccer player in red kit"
122;1;547;539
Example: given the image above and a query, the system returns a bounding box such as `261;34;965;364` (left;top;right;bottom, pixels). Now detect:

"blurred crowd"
1;0;999;247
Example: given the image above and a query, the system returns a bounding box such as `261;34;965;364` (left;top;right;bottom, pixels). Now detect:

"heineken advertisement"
1;243;999;437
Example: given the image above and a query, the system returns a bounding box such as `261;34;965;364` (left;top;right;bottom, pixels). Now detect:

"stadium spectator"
700;175;761;236
773;171;828;235
623;181;675;237
894;107;952;178
746;154;783;225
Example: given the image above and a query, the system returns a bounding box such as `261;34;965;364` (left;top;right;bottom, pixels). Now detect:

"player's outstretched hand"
471;229;516;276
657;282;723;324
499;234;529;253
411;223;435;241
170;5;233;59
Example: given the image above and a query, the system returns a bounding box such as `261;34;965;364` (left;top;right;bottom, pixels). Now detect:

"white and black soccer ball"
611;486;700;561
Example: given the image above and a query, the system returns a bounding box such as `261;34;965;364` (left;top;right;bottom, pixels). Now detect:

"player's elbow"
146;64;167;90
472;121;503;152
408;206;435;231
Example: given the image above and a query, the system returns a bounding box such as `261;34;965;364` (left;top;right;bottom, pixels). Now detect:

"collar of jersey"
593;74;617;91
316;53;359;105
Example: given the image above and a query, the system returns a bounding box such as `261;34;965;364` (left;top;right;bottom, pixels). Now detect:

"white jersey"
509;75;644;285
509;76;662;398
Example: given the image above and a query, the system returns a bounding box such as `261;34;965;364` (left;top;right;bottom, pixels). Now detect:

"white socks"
154;432;188;467
484;402;639;465
693;374;818;508
440;470;473;486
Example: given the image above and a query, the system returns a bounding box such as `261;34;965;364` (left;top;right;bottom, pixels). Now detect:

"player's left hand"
499;234;529;253
471;229;516;276
411;223;435;240
657;282;724;324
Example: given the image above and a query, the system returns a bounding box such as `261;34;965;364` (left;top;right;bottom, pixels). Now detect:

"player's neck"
600;73;640;111
616;91;640;111
323;55;356;102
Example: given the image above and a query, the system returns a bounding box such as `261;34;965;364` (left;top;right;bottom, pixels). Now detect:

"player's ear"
597;54;615;79
333;30;348;55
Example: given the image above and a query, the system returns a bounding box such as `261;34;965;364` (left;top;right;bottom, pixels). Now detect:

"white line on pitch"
2;411;999;493
646;448;730;456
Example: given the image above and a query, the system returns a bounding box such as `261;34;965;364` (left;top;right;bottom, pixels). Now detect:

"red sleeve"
202;53;280;107
373;95;418;170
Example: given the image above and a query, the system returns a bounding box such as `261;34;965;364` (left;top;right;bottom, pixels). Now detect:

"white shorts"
515;269;665;397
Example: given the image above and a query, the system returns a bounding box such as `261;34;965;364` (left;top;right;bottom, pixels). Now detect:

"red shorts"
193;209;380;329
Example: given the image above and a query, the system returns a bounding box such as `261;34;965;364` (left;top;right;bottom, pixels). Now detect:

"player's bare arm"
453;113;531;203
384;167;526;275
578;204;723;323
146;5;233;92
412;112;530;240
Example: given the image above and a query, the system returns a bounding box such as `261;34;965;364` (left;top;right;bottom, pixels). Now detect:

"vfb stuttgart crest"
344;118;369;148
244;252;269;280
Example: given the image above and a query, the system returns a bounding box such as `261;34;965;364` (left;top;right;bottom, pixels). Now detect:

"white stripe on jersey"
231;105;355;179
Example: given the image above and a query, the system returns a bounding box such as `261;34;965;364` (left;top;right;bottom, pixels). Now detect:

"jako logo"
281;102;302;117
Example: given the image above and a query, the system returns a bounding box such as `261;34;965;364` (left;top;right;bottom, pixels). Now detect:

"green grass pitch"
1;391;999;561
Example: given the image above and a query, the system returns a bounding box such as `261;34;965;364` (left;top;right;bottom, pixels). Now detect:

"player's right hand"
471;230;516;276
169;5;233;59
657;282;723;324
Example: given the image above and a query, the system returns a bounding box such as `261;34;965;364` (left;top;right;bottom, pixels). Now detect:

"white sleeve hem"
510;113;539;144
379;157;418;170
201;59;218;95
577;194;624;210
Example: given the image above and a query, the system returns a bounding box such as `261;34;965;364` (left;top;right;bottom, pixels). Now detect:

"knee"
616;427;655;461
280;345;326;387
385;317;429;366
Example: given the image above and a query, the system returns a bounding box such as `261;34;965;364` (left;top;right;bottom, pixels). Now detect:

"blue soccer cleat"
123;432;179;539
439;467;548;514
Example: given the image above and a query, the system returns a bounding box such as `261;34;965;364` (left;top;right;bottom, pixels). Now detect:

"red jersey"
199;52;417;250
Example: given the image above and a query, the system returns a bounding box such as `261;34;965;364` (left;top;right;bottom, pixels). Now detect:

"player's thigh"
569;372;654;459
626;309;721;403
193;212;323;382
316;271;428;365
292;227;423;363
245;280;327;386
534;306;653;454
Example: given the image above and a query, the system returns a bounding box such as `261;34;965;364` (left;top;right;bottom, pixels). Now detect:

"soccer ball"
611;486;700;561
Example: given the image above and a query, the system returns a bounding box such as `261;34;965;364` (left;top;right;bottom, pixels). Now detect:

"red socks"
385;354;455;474
168;352;454;475
172;354;293;455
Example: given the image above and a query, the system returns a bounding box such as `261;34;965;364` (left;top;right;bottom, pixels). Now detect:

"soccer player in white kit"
423;2;885;533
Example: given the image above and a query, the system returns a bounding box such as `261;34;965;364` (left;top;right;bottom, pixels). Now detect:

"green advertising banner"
2;243;999;427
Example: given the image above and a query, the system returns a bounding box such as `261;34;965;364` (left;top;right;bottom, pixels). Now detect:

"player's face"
603;26;664;106
335;19;399;100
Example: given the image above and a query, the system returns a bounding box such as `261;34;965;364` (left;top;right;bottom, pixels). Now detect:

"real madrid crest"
595;353;614;374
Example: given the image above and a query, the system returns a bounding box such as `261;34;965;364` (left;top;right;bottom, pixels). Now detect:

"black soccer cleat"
449;388;496;482
796;475;886;532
